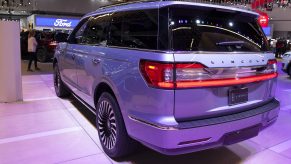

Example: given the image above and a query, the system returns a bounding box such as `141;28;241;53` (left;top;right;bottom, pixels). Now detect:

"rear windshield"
169;6;270;52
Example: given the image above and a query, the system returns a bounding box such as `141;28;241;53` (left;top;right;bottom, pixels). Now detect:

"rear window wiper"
216;41;245;46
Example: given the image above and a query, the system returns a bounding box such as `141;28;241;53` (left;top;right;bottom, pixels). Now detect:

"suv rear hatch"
169;5;277;121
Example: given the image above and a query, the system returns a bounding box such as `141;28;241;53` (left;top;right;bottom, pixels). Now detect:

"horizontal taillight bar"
140;60;278;89
176;73;278;88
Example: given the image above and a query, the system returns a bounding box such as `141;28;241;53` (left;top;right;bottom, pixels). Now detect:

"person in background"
27;30;40;72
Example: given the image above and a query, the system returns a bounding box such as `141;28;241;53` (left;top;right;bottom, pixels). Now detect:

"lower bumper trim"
129;98;280;130
178;98;279;129
178;137;211;146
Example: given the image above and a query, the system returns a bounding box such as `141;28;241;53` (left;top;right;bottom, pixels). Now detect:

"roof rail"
98;0;253;11
99;0;161;10
162;0;252;8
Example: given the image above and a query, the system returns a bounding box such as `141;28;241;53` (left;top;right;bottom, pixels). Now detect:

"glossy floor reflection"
0;63;291;164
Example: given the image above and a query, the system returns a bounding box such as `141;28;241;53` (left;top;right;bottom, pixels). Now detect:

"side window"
75;21;88;44
108;9;158;50
83;14;111;46
123;10;158;49
158;7;169;50
109;13;123;47
68;18;89;44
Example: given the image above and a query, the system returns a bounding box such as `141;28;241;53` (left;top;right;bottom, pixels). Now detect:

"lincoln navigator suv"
53;0;280;158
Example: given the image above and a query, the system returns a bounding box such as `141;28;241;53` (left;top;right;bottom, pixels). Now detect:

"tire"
288;66;291;77
54;65;70;98
96;92;137;158
37;48;48;62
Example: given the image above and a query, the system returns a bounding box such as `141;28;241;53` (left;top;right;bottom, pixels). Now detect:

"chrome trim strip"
128;116;178;131
106;45;171;53
71;93;97;115
171;51;273;54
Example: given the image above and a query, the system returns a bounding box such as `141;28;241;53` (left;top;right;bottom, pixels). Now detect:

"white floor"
0;72;291;164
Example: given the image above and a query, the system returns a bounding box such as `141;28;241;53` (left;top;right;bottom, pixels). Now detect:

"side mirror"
55;33;69;43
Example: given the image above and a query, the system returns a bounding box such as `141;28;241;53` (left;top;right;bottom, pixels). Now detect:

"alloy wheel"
98;100;117;150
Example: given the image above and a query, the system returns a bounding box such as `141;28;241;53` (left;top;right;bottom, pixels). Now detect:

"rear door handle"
92;58;101;64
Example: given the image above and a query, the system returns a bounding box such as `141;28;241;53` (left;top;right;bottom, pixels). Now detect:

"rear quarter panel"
91;47;177;129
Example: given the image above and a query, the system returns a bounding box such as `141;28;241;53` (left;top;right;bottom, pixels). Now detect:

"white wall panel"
0;21;23;103
270;21;291;32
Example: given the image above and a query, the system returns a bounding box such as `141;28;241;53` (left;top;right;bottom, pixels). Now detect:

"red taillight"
268;59;277;65
140;61;174;89
176;63;205;69
140;60;277;89
176;73;278;88
266;59;278;73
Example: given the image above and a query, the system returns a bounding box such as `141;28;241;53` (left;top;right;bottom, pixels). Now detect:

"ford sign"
54;19;73;28
35;16;80;28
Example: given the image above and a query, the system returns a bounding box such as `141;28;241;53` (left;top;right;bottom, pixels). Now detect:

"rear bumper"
127;99;280;155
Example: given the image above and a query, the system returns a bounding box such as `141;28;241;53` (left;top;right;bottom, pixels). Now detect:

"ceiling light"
229;22;234;27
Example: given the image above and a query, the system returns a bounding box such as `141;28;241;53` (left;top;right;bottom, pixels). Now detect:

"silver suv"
53;1;280;158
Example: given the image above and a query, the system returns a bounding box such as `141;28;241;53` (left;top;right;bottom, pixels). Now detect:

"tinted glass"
75;23;87;44
83;14;110;46
109;14;122;47
68;18;88;44
170;6;270;52
55;33;69;42
158;7;170;50
109;9;158;50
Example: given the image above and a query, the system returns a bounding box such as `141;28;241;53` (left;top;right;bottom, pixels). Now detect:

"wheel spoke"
111;126;117;135
109;135;114;149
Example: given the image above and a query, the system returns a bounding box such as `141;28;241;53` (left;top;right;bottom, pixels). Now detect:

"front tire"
96;92;137;158
54;65;70;98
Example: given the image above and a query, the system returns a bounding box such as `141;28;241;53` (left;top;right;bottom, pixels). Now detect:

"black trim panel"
177;98;279;129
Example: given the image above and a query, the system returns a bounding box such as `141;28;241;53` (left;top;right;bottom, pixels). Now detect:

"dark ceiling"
0;0;126;16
